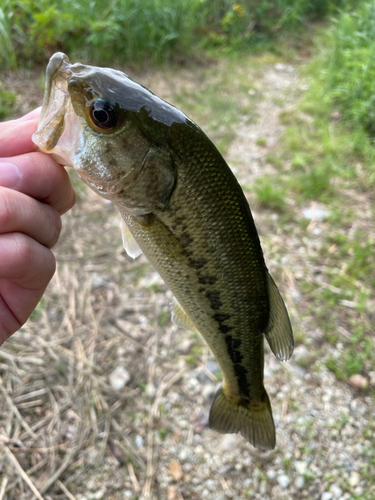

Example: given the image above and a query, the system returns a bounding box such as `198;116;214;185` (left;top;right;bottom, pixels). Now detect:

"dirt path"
0;56;374;500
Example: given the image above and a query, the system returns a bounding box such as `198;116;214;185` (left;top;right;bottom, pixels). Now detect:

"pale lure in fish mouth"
32;53;82;167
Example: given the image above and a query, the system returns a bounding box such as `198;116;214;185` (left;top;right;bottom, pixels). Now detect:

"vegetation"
0;0;373;384
0;85;16;118
0;0;353;68
0;0;373;385
252;2;375;382
1;1;375;497
324;2;375;136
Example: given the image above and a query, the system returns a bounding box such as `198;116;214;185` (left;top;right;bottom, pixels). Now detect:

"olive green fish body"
117;122;276;448
32;53;294;450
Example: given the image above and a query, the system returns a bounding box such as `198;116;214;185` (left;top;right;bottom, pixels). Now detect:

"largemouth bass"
32;53;293;450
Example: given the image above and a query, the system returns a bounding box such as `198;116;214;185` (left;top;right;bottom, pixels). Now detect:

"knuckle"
13;232;35;268
13;233;56;284
47;207;62;247
58;185;76;215
0;189;13;228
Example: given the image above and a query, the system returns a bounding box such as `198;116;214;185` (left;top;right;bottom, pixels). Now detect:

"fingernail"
0;162;21;187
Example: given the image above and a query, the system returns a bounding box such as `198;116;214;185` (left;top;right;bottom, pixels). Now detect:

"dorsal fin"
171;298;198;332
264;272;294;361
121;219;142;259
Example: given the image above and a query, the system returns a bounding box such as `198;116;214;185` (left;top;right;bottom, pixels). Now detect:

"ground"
0;53;374;500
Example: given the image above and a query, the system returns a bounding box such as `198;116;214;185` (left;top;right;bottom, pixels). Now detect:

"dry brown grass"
0;181;194;498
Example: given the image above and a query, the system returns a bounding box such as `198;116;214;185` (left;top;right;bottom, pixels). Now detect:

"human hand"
0;109;76;344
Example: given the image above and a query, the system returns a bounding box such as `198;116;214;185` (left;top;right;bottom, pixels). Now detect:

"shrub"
0;0;350;68
324;1;375;135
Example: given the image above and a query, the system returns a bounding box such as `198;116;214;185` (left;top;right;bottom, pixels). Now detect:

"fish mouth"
32;53;82;166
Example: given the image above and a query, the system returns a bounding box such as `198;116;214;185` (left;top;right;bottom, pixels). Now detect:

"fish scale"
32;52;294;450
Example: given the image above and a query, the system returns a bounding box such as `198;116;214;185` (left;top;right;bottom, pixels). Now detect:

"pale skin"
0;108;76;345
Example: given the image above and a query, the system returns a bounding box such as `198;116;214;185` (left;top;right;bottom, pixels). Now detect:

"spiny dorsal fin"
264;272;294;361
121;219;142;259
171;298;198;332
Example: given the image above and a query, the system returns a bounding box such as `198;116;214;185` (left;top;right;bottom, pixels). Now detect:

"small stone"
260;480;267;495
349;471;361;487
205;360;220;374
355;486;363;496
169;461;183;481
176;340;193;354
302;204;329;221
178;419;189;429
109;366;130;390
145;383;156;397
87;480;97;491
65;424;76;439
275;63;287;71
348;374;368;390
277;474;290;488
134;435;143;448
202;384;216;400
266;469;277;480
321;493;333;500
167;486;177;500
295;461;307;475
93;489;106;500
330;484;342;498
295;476;305;489
339;494;351;500
91;273;108;289
218;433;238;451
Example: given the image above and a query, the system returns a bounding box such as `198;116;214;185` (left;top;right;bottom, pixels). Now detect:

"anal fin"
171;298;198;332
264;272;294;361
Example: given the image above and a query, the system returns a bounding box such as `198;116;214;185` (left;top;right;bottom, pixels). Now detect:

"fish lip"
46;52;71;79
32;53;82;165
39;52;72;128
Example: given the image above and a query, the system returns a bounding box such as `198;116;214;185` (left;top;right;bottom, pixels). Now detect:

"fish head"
33;52;184;215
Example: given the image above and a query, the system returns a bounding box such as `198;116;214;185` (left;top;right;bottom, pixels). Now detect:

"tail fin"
208;387;276;450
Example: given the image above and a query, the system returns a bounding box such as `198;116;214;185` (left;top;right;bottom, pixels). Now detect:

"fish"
32;52;293;450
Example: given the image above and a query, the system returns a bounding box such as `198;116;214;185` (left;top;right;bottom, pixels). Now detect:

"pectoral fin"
171;298;198;332
264;272;294;361
121;219;143;259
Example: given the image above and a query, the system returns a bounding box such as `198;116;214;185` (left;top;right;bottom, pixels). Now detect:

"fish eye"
89;100;118;129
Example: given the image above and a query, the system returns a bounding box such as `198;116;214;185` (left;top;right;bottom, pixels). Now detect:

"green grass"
251;4;375;384
173;56;261;154
253;175;287;211
0;86;16;119
326;324;374;380
323;1;375;135
0;0;355;69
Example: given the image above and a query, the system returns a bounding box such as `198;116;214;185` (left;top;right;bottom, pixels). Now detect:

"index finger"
0;109;41;157
1;152;76;215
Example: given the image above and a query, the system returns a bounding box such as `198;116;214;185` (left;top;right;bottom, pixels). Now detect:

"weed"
0;5;16;68
256;137;267;147
157;427;168;439
0;0;356;69
158;310;169;327
173;57;260;154
253;175;287;211
138;380;146;391
0;85;16;119
29;297;44;320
